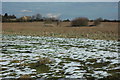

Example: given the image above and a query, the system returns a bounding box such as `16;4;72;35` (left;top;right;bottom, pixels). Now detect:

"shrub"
37;57;51;65
44;18;53;24
29;57;51;67
94;18;102;26
19;74;32;80
71;17;89;26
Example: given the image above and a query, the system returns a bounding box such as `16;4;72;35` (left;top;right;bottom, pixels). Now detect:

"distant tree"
0;14;2;22
9;15;16;19
2;13;16;22
2;13;9;22
31;13;42;21
63;19;70;22
31;15;36;21
36;14;42;20
97;17;103;21
11;14;16;19
103;19;109;22
94;18;103;26
71;17;89;26
89;20;93;22
4;13;8;17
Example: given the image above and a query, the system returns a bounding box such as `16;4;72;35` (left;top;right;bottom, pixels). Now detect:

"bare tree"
44;13;61;27
31;13;42;21
94;17;103;26
71;17;89;27
31;15;36;21
36;14;42;20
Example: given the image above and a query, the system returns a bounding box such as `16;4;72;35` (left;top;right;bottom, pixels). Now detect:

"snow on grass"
1;35;119;79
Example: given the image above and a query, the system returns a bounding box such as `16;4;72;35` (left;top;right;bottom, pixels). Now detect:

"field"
2;22;118;40
1;35;119;79
1;22;119;79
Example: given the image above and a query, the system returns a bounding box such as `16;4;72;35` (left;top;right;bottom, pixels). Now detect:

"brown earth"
2;22;118;40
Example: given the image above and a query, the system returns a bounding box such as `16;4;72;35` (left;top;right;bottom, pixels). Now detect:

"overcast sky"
2;0;120;2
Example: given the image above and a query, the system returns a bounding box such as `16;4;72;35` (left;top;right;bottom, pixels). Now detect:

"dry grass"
19;74;32;80
2;22;118;40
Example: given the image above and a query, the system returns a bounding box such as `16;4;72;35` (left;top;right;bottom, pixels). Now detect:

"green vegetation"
30;64;50;73
28;57;51;73
10;60;21;63
86;58;97;63
88;61;111;68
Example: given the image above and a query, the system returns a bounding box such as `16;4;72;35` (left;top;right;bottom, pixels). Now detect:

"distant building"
9;19;17;21
20;16;31;21
2;13;17;22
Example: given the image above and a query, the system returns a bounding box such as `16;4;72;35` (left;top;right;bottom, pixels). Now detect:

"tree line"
1;13;60;22
1;13;119;26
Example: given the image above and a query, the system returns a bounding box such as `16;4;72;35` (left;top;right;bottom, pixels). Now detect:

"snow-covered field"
1;35;119;79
